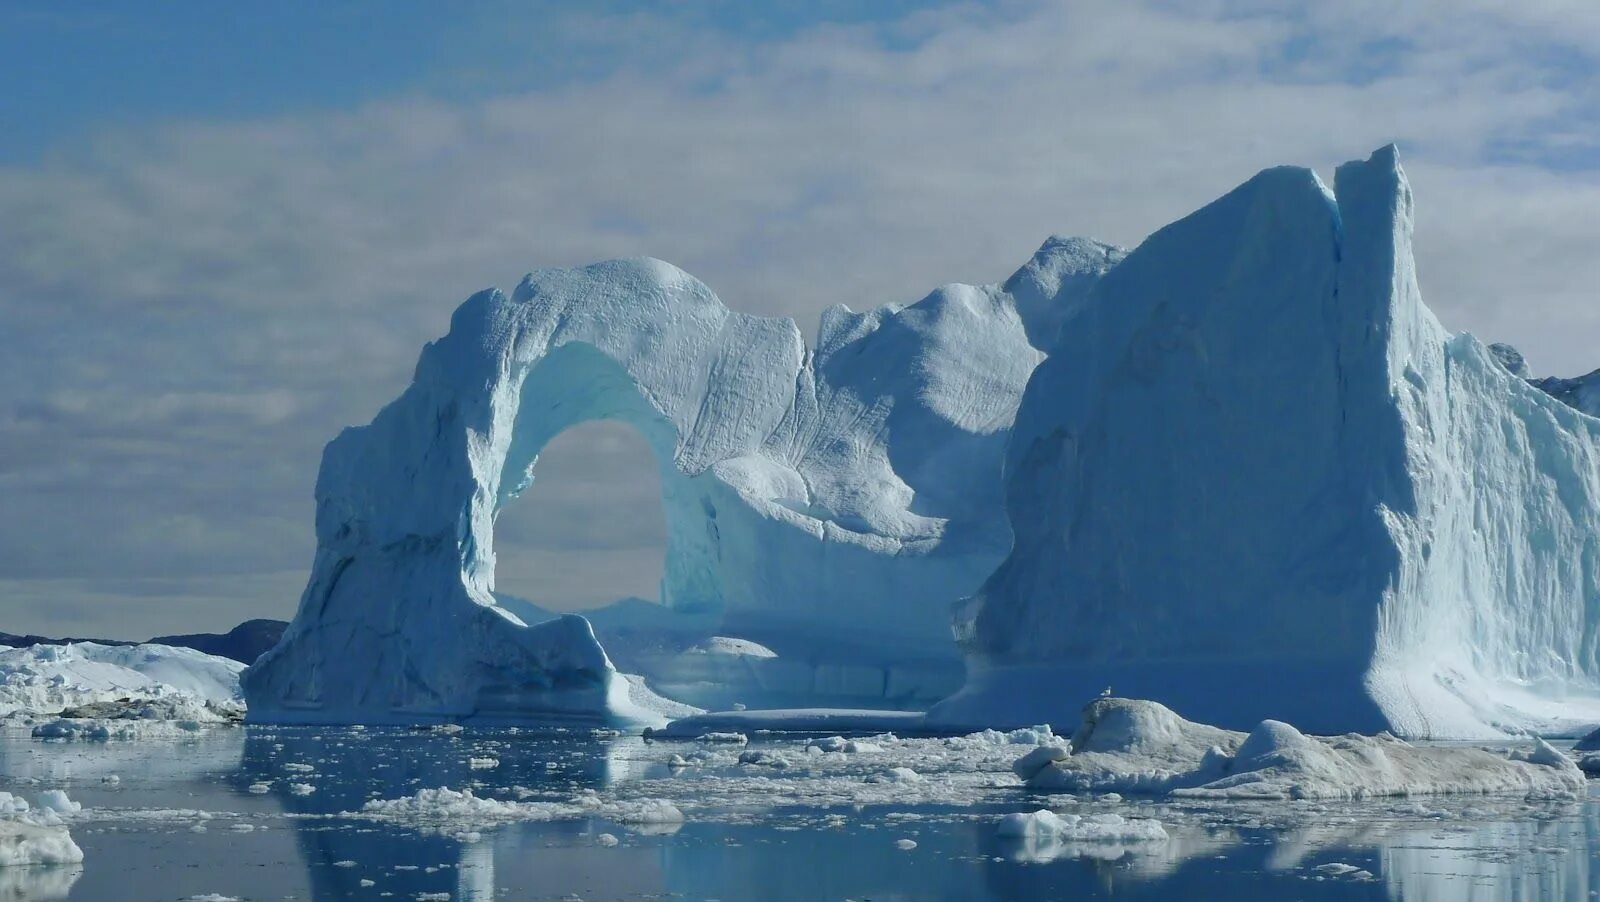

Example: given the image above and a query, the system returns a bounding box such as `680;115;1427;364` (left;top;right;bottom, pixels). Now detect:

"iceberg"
245;239;1123;724
0;642;244;720
931;147;1600;739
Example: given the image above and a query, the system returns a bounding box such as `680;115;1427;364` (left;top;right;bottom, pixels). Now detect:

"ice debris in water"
354;787;684;832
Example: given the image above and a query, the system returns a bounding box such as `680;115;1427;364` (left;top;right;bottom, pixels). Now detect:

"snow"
245;237;1124;725
0;642;243;720
1021;699;1585;801
933;146;1600;739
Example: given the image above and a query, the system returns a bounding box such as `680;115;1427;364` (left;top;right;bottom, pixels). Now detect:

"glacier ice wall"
244;241;1123;724
931;147;1600;739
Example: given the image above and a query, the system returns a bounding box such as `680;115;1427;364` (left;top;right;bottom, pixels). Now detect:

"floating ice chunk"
468;758;499;769
610;800;684;826
288;783;316;796
996;809;1168;844
736;750;790;768
1025;698;1587;800
31;716;212;741
595;833;619;847
895;839;917;850
1011;745;1069;781
0;817;84;867
1311;863;1375;881
864;768;924;784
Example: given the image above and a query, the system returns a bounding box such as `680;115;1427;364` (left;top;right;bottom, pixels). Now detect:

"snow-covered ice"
934;146;1600;739
0;642;243;721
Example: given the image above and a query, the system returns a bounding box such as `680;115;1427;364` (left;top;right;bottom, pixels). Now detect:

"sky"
2;0;1598;639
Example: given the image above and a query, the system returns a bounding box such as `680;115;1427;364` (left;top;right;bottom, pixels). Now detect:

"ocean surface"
2;725;1596;901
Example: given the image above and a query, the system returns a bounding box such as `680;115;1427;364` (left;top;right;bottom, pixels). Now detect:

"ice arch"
245;243;1124;724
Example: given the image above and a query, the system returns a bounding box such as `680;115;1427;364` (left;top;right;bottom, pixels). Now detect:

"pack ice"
244;235;1122;725
931;147;1600;739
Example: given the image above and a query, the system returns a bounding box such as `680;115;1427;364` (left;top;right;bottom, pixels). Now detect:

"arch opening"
489;419;667;614
485;341;726;622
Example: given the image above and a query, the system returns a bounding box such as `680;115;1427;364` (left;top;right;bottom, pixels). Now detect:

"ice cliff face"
931;147;1600;739
244;239;1122;724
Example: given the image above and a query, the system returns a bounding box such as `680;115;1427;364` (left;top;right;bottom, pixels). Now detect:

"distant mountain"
0;631;137;649
0;619;287;665
149;619;288;665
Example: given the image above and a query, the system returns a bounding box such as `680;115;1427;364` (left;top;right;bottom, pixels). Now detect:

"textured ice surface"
246;238;1123;724
0;792;84;868
0;643;243;720
934;147;1600;739
1022;699;1585;800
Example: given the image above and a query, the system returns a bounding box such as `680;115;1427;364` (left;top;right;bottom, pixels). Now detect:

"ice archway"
245;243;1124;724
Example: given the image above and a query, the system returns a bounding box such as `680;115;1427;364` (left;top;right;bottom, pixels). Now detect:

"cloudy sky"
2;0;1597;638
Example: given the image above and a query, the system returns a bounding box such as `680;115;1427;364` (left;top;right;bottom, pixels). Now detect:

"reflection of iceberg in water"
1381;807;1598;902
661;821;992;900
0;863;82;901
0;730;243;783
240;726;658;900
457;838;494;902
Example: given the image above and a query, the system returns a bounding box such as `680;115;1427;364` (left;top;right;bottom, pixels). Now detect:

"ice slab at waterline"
935;146;1600;740
1018;698;1585;801
245;232;1123;724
